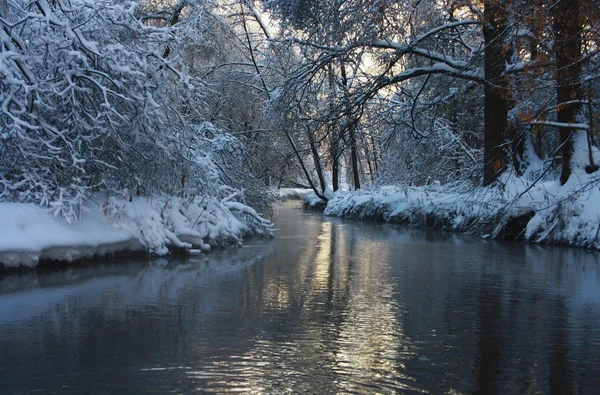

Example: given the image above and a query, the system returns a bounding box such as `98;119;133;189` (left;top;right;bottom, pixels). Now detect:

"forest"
1;0;600;266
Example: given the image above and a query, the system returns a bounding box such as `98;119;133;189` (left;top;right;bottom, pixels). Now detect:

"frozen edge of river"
0;194;274;270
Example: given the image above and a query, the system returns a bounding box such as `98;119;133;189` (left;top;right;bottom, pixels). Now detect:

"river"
1;201;599;394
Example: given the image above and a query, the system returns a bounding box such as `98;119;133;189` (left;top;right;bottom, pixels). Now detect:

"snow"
0;195;274;269
0;202;139;268
318;134;600;249
276;188;314;200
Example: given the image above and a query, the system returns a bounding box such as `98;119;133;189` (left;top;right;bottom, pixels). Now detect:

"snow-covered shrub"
102;194;275;256
0;0;273;223
190;123;276;216
0;0;199;220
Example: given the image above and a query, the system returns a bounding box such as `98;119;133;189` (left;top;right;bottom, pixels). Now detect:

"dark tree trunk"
339;62;361;190
552;0;583;185
306;125;328;194
587;87;598;172
482;0;511;186
350;128;360;190
332;155;339;191
283;126;327;201
327;64;340;192
330;124;340;192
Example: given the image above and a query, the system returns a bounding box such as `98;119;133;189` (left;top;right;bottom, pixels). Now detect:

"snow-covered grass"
314;132;600;249
0;194;274;269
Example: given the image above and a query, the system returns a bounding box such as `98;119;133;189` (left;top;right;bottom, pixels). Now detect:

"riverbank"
305;169;600;249
0;195;274;270
276;188;314;200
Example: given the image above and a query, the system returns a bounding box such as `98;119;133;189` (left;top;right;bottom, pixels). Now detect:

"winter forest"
2;0;600;266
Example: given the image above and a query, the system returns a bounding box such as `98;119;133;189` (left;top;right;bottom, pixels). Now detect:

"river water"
1;201;599;394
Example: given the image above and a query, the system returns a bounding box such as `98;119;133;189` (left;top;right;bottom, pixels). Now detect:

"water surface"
1;201;599;394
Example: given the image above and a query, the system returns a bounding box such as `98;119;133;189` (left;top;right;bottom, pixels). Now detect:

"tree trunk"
371;135;379;175
306;125;328;194
350;128;360;190
482;0;511;186
363;137;375;182
587;86;598;172
338;62;361;190
326;64;340;192
552;0;583;185
283;126;327;201
329;123;340;192
332;151;340;191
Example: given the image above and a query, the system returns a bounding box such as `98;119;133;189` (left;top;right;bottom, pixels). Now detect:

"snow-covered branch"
529;121;589;130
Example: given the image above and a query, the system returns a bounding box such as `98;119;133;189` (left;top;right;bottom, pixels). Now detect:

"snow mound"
0;195;274;269
0;203;140;268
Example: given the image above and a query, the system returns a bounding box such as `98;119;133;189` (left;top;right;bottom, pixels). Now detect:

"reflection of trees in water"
221;218;417;393
548;297;574;394
473;270;503;395
2;205;600;394
194;229;600;393
469;245;590;394
0;247;273;393
378;236;600;394
329;225;417;392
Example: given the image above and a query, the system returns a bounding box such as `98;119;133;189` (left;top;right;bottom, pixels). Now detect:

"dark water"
1;202;600;394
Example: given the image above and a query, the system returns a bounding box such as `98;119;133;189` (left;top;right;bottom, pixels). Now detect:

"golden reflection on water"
190;217;421;393
331;234;419;393
312;221;334;292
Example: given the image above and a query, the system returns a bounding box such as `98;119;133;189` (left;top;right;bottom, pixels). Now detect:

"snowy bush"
0;0;197;219
0;0;274;223
103;194;275;255
323;134;600;249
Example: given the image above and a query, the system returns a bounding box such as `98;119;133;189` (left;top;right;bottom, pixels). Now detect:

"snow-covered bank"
310;138;600;249
0;195;274;269
276;188;314;200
